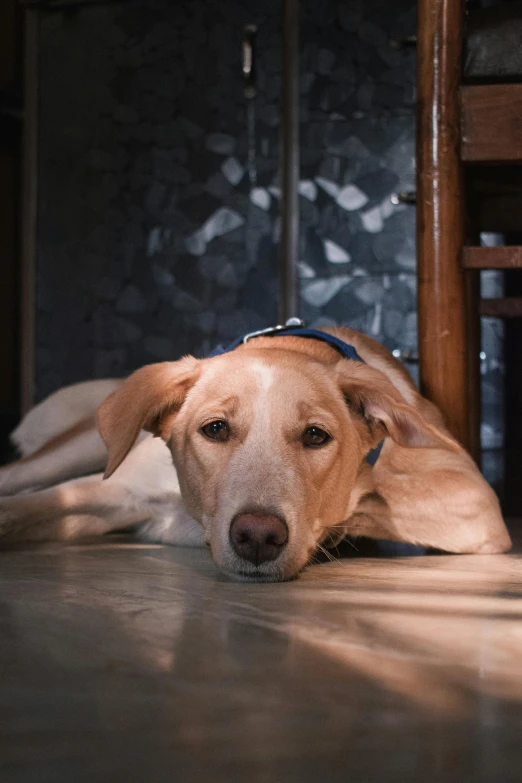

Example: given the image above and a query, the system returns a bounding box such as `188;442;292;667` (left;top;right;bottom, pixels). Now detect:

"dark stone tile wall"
36;0;282;398
297;0;418;375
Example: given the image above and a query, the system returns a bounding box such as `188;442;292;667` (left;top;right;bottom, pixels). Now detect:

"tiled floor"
1;535;522;782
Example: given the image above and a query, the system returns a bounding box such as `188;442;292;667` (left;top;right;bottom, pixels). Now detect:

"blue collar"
208;319;383;467
208;322;365;363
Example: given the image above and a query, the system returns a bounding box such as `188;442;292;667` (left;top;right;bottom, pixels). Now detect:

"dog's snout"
229;513;288;566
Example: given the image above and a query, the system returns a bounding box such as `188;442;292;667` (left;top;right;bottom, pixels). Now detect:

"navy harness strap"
207;325;384;467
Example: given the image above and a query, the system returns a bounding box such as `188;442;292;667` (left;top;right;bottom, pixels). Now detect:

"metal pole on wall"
279;0;300;322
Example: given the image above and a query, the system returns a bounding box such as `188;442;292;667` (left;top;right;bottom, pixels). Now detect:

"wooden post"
416;0;479;457
20;9;38;412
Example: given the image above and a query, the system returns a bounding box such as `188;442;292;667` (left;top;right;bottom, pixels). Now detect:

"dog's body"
0;326;511;580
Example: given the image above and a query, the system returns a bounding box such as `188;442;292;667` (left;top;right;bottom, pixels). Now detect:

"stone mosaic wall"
296;0;418;376
36;0;282;398
36;0;419;398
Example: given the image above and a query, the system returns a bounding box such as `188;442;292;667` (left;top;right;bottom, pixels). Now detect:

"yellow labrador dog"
0;325;511;581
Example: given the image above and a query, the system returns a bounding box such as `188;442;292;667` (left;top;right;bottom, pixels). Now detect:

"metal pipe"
279;0;300;322
242;24;258;99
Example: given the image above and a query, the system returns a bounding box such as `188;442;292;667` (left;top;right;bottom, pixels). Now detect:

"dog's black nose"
230;513;288;566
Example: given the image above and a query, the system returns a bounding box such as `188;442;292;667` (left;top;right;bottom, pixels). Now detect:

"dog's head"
98;349;448;581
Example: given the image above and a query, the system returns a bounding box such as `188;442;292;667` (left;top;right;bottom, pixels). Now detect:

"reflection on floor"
1;534;522;782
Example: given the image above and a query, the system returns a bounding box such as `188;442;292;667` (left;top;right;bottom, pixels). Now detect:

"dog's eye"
200;420;230;442
302;426;331;448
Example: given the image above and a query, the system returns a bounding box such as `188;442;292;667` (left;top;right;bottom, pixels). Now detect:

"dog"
0;324;511;581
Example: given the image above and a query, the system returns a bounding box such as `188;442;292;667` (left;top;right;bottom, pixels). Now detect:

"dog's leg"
10;379;122;457
0;436;205;548
0;474;151;543
347;445;512;554
0;419;110;496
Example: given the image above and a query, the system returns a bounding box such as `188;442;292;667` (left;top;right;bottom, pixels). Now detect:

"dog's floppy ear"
97;356;200;479
336;361;458;451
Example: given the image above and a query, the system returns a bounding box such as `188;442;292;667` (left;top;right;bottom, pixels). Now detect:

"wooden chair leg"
416;0;478;454
465;270;481;463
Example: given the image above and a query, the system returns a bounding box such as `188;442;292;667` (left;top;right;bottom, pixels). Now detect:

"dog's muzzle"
229;512;288;566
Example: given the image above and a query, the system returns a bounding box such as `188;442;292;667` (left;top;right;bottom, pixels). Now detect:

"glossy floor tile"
1;537;522;782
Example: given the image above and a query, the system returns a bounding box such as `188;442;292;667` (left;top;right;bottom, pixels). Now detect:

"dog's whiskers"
316;543;340;564
317;525;359;553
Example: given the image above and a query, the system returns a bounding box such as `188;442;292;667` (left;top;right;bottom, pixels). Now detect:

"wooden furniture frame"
416;0;522;459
